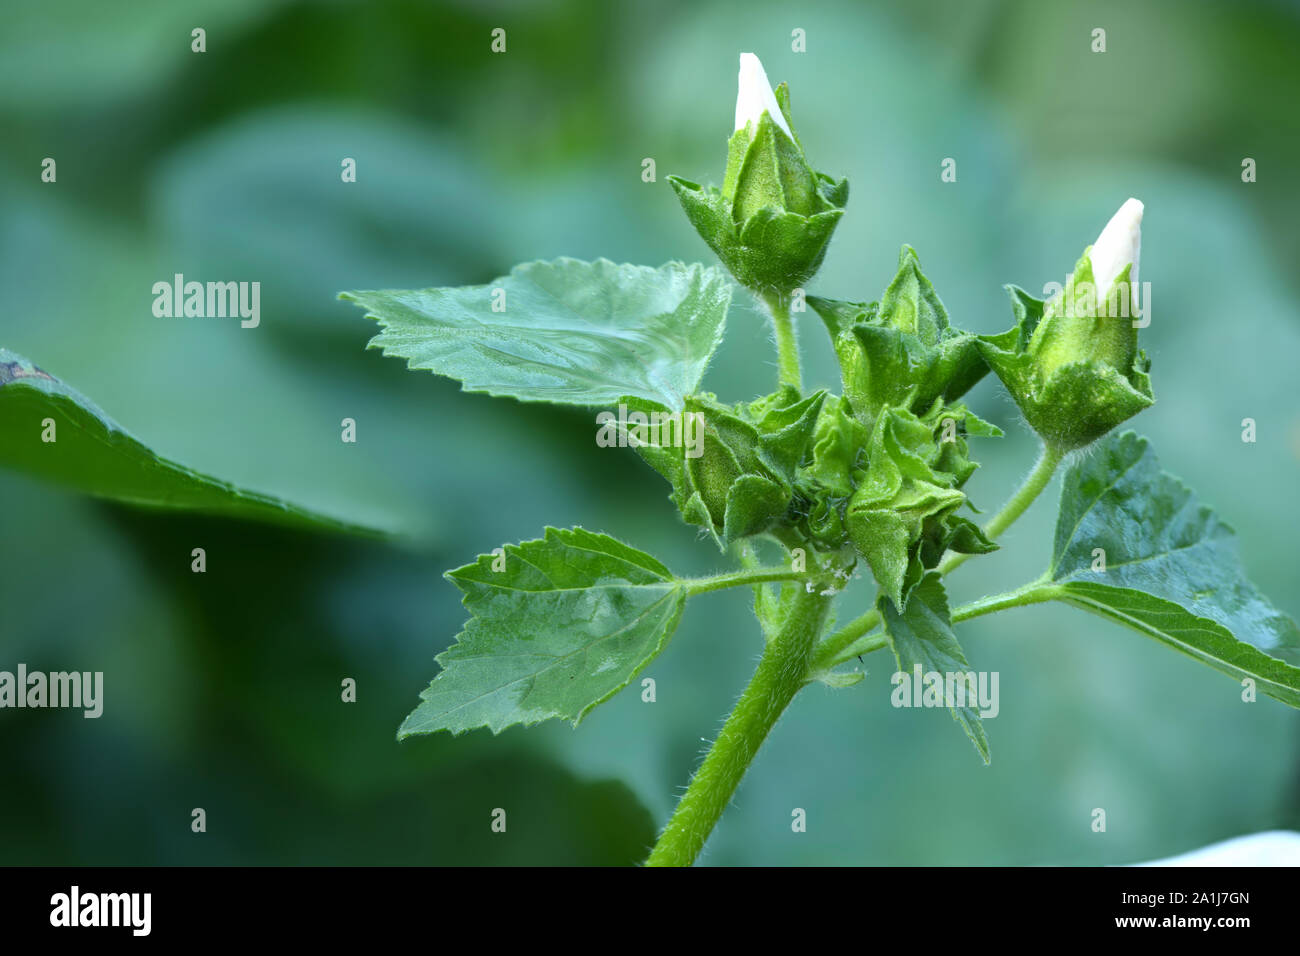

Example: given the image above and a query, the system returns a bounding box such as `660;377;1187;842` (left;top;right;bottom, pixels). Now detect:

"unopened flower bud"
978;198;1154;450
1030;198;1144;378
669;53;848;295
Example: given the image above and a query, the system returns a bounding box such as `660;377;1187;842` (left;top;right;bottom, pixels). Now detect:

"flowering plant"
339;53;1300;866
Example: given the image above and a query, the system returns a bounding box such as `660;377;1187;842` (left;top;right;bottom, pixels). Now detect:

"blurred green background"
2;0;1299;865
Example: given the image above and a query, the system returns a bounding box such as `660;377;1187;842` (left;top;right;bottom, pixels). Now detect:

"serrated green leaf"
345;258;731;411
881;573;990;762
0;348;380;535
1048;431;1300;705
398;527;687;737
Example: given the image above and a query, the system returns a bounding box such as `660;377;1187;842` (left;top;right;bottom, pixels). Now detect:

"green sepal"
843;400;1000;607
628;389;825;547
803;496;847;546
846;405;969;608
808;247;987;428
723;474;790;542
728;111;818;222
919;513;997;570
748;387;828;481
978;284;1154;450
670;176;845;296
924;400;1002;489
878;242;950;342
1028;252;1139;376
798;393;867;498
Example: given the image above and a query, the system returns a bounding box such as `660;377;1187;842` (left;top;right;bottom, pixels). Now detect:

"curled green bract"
810;245;988;429
846;402;997;609
630;388;826;547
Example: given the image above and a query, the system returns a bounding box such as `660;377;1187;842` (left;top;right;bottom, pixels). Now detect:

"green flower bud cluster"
809;246;987;431
790;394;866;549
845;401;1000;609
659;61;1158;606
632;225;1001;607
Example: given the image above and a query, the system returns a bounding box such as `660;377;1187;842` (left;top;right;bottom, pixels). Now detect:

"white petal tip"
1114;197;1144;228
1090;197;1144;291
734;52;793;139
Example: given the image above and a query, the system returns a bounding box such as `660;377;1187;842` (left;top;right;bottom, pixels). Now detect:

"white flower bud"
734;52;793;141
1089;197;1143;294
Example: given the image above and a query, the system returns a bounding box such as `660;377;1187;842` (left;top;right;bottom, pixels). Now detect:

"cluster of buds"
845;402;999;609
661;53;1155;600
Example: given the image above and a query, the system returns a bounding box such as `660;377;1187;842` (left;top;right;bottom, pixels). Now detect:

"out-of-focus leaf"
0;0;268;109
151;109;506;334
0;348;380;535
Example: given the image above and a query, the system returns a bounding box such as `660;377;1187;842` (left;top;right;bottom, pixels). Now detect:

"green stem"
938;442;1065;576
810;607;881;671
762;291;801;391
645;586;832;866
806;629;889;683
683;567;806;596
949;580;1058;623
813;581;1059;672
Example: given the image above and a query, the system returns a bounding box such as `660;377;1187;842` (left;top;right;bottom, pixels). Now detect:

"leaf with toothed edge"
343;258;731;412
880;572;990;763
398;527;687;737
1046;431;1300;706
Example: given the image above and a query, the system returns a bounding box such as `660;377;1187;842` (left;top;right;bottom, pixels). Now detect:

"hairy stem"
938;442;1065;576
810;607;882;671
762;290;802;391
645;586;832;866
813;581;1060;671
683;567;807;596
950;580;1059;623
